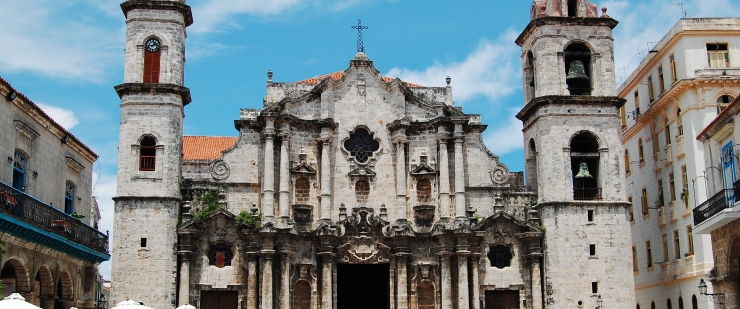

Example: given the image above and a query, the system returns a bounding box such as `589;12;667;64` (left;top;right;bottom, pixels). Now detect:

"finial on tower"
601;7;609;18
446;76;451;86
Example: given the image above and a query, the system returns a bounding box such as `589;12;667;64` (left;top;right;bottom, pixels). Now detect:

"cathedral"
111;1;636;309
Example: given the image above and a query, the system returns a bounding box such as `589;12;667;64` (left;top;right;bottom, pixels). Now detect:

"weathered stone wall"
709;218;740;309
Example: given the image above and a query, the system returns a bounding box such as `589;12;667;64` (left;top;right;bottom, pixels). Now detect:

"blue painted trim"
0;212;110;263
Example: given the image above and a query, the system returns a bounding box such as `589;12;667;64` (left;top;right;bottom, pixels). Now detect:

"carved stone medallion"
210;160;230;180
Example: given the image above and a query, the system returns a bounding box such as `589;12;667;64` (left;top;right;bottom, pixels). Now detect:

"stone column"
319;252;335;309
396;253;410;309
261;249;276;309
438;134;451;221
530;256;543;309
178;252;191;306
278;129;291;226
453;121;466;220
279;250;293;309
470;253;481;309
395;138;408;222
457;251;470;309
247;253;259;309
319;129;333;221
263;117;277;222
438;251;453;309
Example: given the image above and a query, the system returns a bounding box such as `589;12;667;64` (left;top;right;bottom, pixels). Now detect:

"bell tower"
516;1;635;308
111;1;192;308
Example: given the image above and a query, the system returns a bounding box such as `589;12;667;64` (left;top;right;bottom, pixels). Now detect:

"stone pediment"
411;164;436;175
290;162;316;174
473;211;542;235
178;209;236;234
348;166;376;177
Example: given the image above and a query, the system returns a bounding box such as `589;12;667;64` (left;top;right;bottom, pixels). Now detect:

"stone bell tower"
111;1;192;308
516;1;635;308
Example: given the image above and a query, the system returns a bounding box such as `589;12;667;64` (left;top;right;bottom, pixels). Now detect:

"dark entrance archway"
200;290;238;309
485;290;520;309
337;264;389;309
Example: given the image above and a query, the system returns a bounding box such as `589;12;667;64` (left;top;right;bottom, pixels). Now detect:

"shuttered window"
143;50;161;83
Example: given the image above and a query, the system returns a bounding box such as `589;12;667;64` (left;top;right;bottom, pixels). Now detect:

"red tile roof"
295;71;423;87
182;136;238;160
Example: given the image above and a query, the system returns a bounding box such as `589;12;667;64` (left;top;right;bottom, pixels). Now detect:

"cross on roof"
351;19;369;53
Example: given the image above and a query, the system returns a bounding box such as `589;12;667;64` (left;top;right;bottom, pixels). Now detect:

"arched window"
667;298;673;309
12;150;26;191
638;138;645;163
678;297;684;309
691;295;697;309
571;132;600;200
564;43;592;95
677;108;683;137
717;95;736;113
637;304;641;309
64;181;75;215
139;136;156;171
651;301;656;309
143;38;161;83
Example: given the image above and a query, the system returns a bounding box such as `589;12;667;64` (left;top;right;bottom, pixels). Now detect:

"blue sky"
0;0;735;279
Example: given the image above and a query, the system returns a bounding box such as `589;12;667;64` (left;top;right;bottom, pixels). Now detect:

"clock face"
145;38;161;53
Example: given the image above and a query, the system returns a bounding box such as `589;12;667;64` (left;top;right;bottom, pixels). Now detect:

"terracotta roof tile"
183;136;238;160
295;71;423;87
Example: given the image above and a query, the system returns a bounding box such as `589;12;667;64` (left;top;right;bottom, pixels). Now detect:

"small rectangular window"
669;173;677;202
591;282;598;293
657;179;665;208
669;54;678;83
588;210;594;222
674;230;681;260
687;225;694;255
707;43;730;68
141;238;147;248
634;91;641;116
620;105;627;128
658;65;666;94
628;196;634;222
662;234;669;262
641;188;648;214
646;240;653;267
665;124;671;145
632;246;639;271
648;76;655;102
589;244;596;256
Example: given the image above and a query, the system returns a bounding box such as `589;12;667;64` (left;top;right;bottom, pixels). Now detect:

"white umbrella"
111;298;157;309
0;293;42;309
176;304;196;309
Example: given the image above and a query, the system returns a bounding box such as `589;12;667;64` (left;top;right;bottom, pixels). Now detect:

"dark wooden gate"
200;290;238;309
485;290;520;309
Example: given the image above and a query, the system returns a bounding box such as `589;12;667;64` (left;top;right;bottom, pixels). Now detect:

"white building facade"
618;18;740;309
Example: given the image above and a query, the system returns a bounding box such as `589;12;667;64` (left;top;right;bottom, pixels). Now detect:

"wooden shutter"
143;50;161;83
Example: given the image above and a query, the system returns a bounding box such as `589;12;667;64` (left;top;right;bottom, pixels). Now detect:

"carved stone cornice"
114;83;192;106
13;120;39;140
120;0;193;27
65;155;85;172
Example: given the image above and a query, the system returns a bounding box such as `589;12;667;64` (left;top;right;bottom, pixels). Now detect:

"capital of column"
178;250;193;259
263;130;276;140
437;135;450;144
261;249;276;259
279;131;291;140
437;250;453;260
318;136;333;145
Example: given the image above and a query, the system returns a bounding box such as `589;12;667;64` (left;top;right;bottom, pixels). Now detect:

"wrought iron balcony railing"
0;181;108;253
573;188;602;200
693;188;737;226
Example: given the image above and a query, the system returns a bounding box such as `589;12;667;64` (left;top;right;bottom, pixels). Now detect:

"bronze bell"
575;162;593;179
566;60;590;81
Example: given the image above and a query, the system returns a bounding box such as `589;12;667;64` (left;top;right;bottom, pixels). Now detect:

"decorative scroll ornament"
210;159;230;180
490;163;510;185
336;238;391;264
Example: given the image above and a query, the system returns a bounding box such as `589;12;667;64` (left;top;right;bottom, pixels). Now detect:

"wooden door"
485;290;520;309
201;290;238;309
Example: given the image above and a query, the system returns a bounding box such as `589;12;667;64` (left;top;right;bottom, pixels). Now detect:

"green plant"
336;223;343;232
473;209;482;223
235;210;262;228
681;189;690;208
539;225;546;232
70;212;85;219
193;189;223;222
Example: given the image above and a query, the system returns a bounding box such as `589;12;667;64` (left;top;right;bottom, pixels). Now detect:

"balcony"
693;184;740;234
0;181;109;260
573;188;602;200
695;67;740;79
663;144;673;166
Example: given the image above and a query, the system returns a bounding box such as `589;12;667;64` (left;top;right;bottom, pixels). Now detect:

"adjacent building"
111;1;636;309
695;94;740;309
0;77;110;309
618;18;740;309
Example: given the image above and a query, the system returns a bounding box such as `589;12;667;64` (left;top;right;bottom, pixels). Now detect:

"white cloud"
385;30;520;105
483;108;523;156
190;0;304;34
36;103;79;130
0;1;122;81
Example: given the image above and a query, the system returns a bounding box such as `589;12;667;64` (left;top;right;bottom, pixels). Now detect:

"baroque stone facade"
111;1;635;309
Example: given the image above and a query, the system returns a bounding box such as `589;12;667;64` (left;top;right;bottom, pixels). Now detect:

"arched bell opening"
527;138;539;191
570;132;601;200
525;51;536;100
564;43;592;95
568;0;579;17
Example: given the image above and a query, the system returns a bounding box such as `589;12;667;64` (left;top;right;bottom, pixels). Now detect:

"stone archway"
54;271;74;309
1;258;31;295
35;265;54;298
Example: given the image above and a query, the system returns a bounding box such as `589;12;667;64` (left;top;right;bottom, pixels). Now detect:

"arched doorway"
54;271;73;309
1;259;30;297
